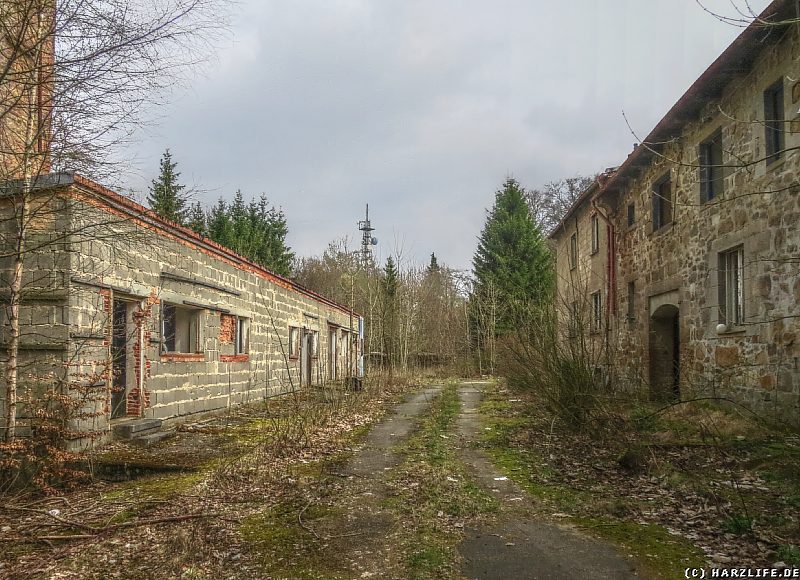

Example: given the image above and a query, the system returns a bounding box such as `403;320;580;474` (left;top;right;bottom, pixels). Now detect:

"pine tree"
382;256;399;369
148;149;188;224
208;198;233;249
186;201;207;236
205;192;294;277
472;178;552;332
428;252;440;273
383;256;398;299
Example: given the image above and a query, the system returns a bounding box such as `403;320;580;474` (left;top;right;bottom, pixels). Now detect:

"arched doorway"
649;304;680;401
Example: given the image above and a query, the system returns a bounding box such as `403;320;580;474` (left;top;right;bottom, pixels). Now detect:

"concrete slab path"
455;381;641;580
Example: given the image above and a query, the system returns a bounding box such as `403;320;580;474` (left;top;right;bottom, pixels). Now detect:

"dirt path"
345;386;444;477
264;385;446;578
455;381;641;580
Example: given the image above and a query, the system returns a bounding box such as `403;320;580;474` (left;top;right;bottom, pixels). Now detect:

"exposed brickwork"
220;354;249;363
219;313;235;344
161;353;205;362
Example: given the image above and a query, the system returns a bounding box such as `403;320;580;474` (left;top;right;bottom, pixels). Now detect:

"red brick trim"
66;174;357;317
161;352;205;362
220;354;249;363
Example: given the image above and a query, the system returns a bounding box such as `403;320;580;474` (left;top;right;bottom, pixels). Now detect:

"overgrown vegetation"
478;380;800;571
497;301;614;430
0;374;418;577
386;382;499;578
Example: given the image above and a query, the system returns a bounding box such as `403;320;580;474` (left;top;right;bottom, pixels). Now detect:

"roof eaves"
598;0;793;198
38;172;359;318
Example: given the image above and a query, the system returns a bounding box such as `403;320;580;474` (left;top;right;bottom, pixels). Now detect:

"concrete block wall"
61;184;358;442
0;190;72;438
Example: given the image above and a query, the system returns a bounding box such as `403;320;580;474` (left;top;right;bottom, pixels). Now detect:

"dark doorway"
301;330;314;387
649;304;680;401
111;300;129;418
328;329;337;381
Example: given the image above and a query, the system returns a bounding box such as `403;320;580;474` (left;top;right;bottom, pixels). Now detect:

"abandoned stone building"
550;0;800;424
0;172;363;446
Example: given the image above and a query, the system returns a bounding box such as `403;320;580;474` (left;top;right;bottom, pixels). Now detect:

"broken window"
591;291;602;333
289;326;300;358
162;303;202;353
719;246;744;328
699;130;724;202
652;174;672;231
569;233;577;269
236;317;250;355
590;214;600;254
764;78;785;165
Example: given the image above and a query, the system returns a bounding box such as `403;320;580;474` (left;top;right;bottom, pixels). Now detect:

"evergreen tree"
381;256;399;369
205;192;294;277
148;149;188;224
186;201;207;236
382;256;398;299
472;178;552;332
207;198;234;249
428;252;440;272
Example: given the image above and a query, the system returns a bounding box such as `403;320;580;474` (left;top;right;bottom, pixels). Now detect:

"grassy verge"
478;382;707;579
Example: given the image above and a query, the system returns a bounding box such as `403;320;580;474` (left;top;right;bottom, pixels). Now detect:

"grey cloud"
121;0;771;270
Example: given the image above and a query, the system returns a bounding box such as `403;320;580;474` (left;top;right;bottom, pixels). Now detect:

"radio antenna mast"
358;204;377;267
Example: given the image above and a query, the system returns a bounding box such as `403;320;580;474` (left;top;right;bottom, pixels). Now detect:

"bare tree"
526;175;595;235
1;0;227;442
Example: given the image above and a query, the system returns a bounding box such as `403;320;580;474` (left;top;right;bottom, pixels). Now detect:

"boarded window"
699;130;724;202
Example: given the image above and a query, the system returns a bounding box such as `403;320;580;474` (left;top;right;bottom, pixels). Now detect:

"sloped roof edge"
548;0;793;239
23;172;359;319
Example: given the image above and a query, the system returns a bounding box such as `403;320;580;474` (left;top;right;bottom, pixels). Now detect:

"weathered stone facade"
551;1;800;426
0;173;362;446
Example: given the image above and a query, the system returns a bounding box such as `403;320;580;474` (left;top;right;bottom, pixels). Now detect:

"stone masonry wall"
552;25;800;425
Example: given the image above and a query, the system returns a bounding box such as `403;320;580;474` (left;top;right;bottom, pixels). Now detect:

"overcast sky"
119;0;771;271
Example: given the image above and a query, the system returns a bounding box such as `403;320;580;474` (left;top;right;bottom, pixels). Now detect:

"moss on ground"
480;380;800;578
477;382;709;579
386;383;499;578
240;502;347;579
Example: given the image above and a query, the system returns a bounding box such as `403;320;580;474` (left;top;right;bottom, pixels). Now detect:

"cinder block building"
550;0;799;424
0;3;363;447
0;172;362;446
